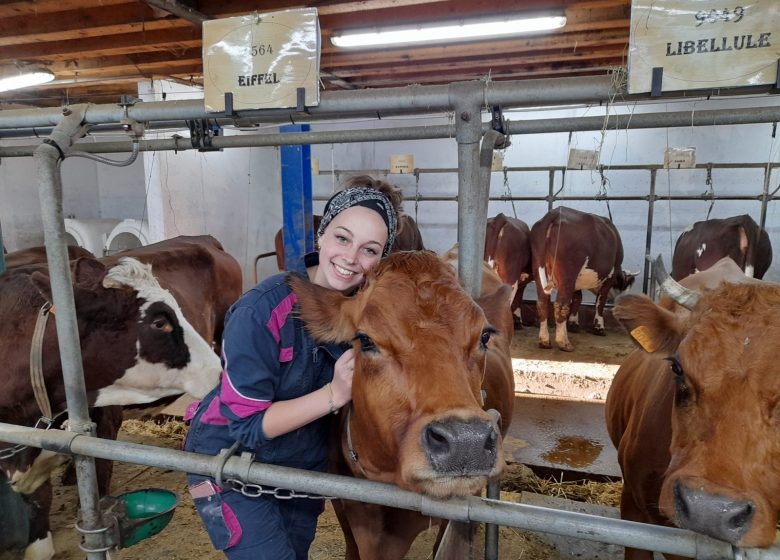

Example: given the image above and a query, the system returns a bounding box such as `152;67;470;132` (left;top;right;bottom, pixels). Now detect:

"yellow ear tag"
630;326;657;353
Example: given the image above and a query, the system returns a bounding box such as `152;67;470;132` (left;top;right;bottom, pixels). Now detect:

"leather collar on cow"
345;405;368;478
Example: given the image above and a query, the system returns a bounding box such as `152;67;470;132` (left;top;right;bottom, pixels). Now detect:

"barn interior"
1;1;780;558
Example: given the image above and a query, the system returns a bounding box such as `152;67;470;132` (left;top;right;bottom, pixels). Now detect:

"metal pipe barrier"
5;105;780;156
0;76;617;130
32;105;107;558
1;423;778;560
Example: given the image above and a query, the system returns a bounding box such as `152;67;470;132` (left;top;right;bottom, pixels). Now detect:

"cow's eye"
352;332;378;354
151;314;173;333
479;327;495;351
665;354;690;404
666;354;684;377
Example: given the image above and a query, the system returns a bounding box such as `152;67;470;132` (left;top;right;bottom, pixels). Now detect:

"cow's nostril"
424;424;452;454
484;429;497;451
728;502;754;530
673;481;689;519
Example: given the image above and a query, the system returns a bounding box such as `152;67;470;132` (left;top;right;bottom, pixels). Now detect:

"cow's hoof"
567;323;580;333
558;344;574;352
590;327;606;336
538;341;552;349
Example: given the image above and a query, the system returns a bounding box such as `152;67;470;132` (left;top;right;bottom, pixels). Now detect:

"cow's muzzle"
673;481;755;545
423;419;499;475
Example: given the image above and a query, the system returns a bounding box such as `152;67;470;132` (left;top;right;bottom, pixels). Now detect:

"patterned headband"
317;186;397;257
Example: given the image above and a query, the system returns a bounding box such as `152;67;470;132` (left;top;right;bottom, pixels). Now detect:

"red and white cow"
291;250;514;559
671;214;772;280
606;257;780;558
530;206;636;351
484;213;532;325
0;253;223;558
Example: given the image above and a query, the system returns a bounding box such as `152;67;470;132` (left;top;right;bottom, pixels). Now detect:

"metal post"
643;168;657;295
280;124;314;270
452;81;486;299
32;104;106;559
0;220;5;274
760;162;771;230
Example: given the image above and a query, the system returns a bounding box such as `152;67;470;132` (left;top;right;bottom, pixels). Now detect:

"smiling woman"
182;175;404;560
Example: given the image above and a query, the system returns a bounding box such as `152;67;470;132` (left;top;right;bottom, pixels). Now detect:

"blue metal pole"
280;124;314;269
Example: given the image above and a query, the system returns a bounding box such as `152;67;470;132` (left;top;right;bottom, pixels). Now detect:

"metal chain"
0;443;29;460
0;417;55;460
502;168;517;218
226;478;335;500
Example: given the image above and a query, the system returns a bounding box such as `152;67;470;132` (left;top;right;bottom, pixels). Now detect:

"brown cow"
290;251;514;559
484;213;532;325
3;244;94;270
0;255;222;558
671;214;772;281
530;207;636;351
606;257;780;558
275;214;424;270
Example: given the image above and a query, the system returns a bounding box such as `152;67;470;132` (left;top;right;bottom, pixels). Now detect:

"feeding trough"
99;488;179;549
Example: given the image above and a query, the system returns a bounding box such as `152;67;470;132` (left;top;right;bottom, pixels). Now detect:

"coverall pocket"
190;482;242;550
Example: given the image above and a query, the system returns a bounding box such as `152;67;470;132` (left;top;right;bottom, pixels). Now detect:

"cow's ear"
288;274;357;343
30;270;54;303
613;293;684;354
476;283;514;316
71;257;107;289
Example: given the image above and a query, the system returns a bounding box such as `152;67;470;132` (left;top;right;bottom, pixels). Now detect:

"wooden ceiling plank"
0;28;201;63
0;5;192;46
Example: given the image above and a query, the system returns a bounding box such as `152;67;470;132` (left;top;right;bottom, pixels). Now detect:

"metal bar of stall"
32;105;106;558
1;424;779;560
642;168;658;295
6;107;780;158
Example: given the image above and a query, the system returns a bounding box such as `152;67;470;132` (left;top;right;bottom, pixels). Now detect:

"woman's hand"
331;349;355;407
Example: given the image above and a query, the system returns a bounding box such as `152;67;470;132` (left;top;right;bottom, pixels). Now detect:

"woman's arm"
261;348;354;438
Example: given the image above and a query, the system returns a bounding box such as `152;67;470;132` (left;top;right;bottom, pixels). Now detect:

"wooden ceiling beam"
328;47;626;79
0;4;191;46
0;28;201;63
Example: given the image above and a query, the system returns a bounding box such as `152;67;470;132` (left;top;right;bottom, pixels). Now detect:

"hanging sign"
628;0;780;93
664;147;697;168
567;149;600;170
203;8;320;112
390;154;415;174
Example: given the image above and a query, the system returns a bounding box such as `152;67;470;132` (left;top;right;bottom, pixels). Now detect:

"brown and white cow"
290;250;514;559
671;214;772;281
484;213;532;325
275;214;424;270
530;206;636;351
3;244;94;270
606;257;780;559
0;254;223;558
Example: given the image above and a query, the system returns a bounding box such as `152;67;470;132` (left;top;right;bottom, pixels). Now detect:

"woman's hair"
341;175;404;216
317;175;405;257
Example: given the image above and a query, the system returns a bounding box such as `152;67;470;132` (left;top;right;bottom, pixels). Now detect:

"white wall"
3;86;780;292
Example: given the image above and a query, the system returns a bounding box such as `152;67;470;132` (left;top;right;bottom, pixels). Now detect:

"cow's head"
290;251;504;498
614;258;780;547
30;257;221;406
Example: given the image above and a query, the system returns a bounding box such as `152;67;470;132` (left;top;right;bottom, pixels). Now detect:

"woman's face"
313;205;388;291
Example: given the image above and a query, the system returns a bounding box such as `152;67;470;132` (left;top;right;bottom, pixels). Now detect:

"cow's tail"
530;217;554;294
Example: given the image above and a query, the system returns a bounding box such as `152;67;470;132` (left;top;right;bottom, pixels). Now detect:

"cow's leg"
553;299;573;352
567;290;583;332
535;291;551;349
591;285;610;336
336;501;431;559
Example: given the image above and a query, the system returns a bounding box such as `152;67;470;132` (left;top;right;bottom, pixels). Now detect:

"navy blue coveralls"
183;253;345;559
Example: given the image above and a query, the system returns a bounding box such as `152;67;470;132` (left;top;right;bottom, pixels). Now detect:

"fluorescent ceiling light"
331;15;566;48
0;68;55;93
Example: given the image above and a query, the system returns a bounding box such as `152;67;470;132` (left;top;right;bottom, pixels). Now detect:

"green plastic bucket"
114;488;179;548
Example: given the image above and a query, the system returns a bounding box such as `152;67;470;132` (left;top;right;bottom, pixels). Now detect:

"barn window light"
330;14;567;48
0;67;55;93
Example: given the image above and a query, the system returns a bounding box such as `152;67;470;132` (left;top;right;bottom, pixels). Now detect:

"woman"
184;175;403;559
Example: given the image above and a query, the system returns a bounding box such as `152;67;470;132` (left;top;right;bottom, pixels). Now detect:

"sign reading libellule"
628;0;780;94
202;8;320;112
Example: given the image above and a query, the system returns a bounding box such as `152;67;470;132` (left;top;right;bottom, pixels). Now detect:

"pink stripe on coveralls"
220;371;272;418
266;292;297;343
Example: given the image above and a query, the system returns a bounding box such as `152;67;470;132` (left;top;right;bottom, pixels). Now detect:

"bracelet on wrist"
326;383;338;415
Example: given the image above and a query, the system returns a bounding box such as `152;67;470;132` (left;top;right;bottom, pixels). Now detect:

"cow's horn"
654;255;700;309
